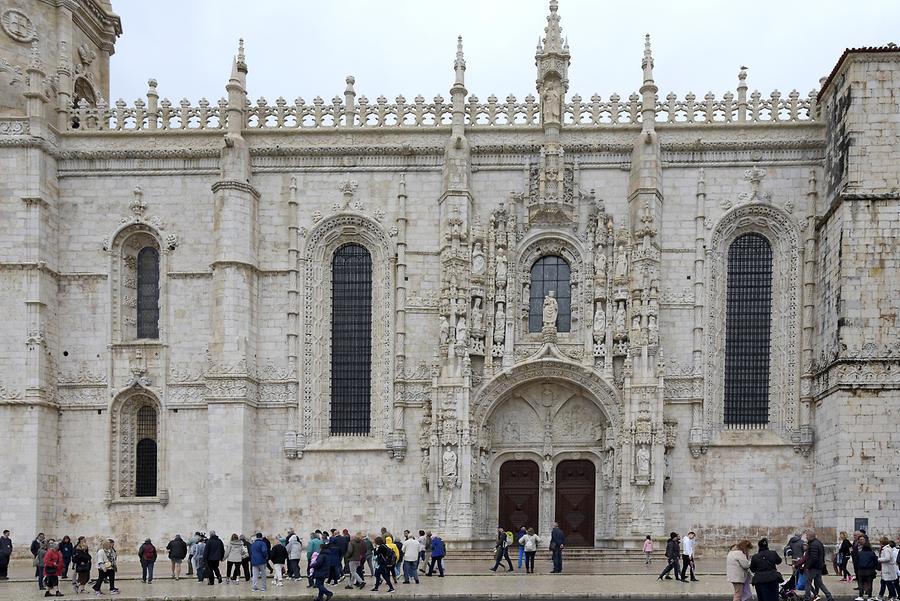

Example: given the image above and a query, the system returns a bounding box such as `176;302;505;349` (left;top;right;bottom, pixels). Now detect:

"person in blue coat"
249;533;269;592
310;542;334;601
427;535;445;577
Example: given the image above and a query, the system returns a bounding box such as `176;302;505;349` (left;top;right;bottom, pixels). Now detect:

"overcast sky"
109;0;899;105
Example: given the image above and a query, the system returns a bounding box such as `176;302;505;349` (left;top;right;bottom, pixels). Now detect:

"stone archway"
472;352;621;543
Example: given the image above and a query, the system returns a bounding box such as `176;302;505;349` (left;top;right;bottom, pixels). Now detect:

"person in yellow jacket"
385;537;401;584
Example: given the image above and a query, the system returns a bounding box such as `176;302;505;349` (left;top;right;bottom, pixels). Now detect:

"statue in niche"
439;315;449;345
455;317;467;347
542;455;553;484
614;303;626;333
471;298;484;331
421;450;430;487
636;446;651;477
615;245;628;279
480;454;489;481
471;242;486;276
502;420;520;442
648;314;658;343
632;315;641;332
602;450;613;484
593;303;606;341
542;291;558;329
495;248;508;288
541;84;562;125
493;303;506;344
442;446;458;484
594;253;607;288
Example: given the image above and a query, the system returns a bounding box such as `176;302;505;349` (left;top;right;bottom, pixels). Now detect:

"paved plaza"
0;557;863;600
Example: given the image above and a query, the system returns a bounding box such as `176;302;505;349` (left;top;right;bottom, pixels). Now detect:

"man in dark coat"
166;534;188;580
203;531;225;585
0;530;12;579
550;522;566;573
657;532;682;581
803;530;834;601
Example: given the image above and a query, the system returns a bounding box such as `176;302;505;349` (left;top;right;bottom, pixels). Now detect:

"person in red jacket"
43;540;64;597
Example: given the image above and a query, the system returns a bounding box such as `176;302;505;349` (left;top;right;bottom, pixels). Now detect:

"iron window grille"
135;405;157;497
723;233;773;427
528;255;572;332
136;247;160;339
330;244;373;436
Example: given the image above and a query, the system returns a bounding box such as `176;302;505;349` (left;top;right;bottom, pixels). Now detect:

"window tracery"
110;391;163;500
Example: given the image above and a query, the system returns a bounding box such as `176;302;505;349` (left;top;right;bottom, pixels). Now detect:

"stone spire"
535;0;570;94
226;38;247;134
640;34;657;132
453;35;466;88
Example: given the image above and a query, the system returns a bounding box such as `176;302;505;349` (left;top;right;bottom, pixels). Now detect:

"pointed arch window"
135;405;158;497
136;247;160;339
724;233;773;426
330;243;372;435
529;255;571;332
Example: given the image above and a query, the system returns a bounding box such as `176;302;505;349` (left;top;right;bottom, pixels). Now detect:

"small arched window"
331;243;372;435
136;247;160;339
135;405;158;497
724;233;773;426
529;255;571;332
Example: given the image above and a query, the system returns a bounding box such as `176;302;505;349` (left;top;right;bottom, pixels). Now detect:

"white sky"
110;0;899;105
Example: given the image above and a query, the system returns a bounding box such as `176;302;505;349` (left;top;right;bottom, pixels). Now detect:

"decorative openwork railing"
68;88;817;132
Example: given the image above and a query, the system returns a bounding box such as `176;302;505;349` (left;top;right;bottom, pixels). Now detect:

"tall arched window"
136;247;160;339
529;255;571;332
135;405;158;497
724;233;773;426
331;244;372;435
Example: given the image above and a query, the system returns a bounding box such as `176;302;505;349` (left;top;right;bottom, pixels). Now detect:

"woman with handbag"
71;539;92;594
726;540;752;601
749;538;783;601
92;539;114;595
42;540;64;597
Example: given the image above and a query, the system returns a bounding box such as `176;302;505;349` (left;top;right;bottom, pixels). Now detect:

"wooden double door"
497;458;596;546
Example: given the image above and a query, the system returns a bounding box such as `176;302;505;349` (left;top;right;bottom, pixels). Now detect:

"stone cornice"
812;358;900;400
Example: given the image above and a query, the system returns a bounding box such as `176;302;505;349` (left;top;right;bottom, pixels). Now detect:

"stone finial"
345;75;355;95
454;35;466;86
539;0;565;54
28;39;42;71
738;66;748;90
642;34;654;72
236;38;247;73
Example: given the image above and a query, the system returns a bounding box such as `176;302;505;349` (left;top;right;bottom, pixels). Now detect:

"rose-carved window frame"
704;203;802;443
298;212;395;452
516;232;586;343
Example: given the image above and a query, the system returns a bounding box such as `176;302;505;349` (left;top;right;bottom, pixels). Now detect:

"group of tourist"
488;522;566;574
725;529;900;601
3;527;448;600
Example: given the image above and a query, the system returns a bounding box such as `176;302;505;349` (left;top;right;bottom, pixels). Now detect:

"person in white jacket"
681;532;699;581
286;534;303;581
518;528;541;574
877;537;898;601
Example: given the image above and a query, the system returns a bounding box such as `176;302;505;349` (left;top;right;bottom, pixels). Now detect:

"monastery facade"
0;0;898;549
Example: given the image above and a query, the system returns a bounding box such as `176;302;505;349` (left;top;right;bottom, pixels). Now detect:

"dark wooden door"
498;460;540;534
555;459;595;547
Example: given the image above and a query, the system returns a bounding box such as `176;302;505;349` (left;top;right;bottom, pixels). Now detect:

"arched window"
724;233;773;426
330;244;372;435
135;405;158;497
529;255;571;332
136;247;160;339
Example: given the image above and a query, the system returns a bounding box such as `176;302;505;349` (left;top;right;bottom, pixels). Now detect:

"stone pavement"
0;558;863;600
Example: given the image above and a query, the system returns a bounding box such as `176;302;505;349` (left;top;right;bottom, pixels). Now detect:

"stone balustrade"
67;88;817;132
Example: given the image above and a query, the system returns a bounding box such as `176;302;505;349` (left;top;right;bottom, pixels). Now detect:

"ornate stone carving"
703;202;802;447
1;9;36;43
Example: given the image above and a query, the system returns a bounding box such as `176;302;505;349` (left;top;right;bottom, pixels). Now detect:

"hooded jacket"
250;538;269;566
385;536;400;562
226;539;245;563
286;534;303;560
270;542;288;564
431;537;445;557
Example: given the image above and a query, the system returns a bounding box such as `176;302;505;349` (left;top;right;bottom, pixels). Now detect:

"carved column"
206;42;259;535
392;175;409;459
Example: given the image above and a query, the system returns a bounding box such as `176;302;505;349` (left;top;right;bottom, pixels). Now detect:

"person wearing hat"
138;538;158;583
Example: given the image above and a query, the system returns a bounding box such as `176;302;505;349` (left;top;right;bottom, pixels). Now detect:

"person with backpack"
310;542;334;601
489;526;513;572
371;537;395;592
165;534;188;580
138;538;157;583
518;528;541;574
42;540;64;597
427;533;445;577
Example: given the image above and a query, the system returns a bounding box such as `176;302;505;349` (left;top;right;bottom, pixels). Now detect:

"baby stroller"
779;572;798;600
